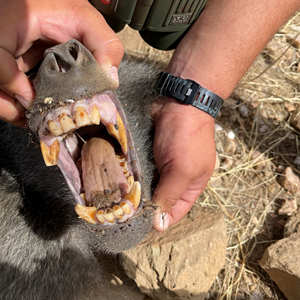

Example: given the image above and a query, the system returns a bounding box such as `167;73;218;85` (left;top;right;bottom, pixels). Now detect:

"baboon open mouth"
37;91;143;226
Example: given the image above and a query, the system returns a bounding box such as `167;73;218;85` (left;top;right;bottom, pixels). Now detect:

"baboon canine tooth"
123;181;141;208
59;113;76;133
40;140;60;166
107;112;128;154
80;193;86;202
127;176;134;191
91;105;100;125
107;123;120;142
117;112;128;153
112;206;123;219
104;209;115;223
75;204;97;225
75;107;91;127
96;210;105;224
48;121;63;137
119;202;131;215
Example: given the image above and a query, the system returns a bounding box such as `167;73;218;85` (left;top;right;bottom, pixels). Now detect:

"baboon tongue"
81;137;129;207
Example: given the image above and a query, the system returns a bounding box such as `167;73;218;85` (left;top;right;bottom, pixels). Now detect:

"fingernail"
15;94;30;109
153;211;169;231
110;66;119;84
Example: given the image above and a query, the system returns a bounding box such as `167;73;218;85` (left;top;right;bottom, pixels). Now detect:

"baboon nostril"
54;54;71;73
69;43;79;61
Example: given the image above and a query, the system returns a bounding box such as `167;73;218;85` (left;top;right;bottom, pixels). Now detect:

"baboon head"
26;40;153;253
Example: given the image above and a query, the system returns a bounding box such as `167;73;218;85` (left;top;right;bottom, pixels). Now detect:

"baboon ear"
33;39;118;104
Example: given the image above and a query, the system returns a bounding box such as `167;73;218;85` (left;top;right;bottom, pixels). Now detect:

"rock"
277;167;300;193
284;209;300;237
227;130;235;140
94;253;146;300
250;151;266;172
286;36;300;50
121;207;227;300
250;291;264;300
239;104;249;117
258;125;268;133
290;111;300;132
259;210;300;300
214;123;223;132
221;157;234;171
285;102;296;112
278;199;297;216
294;156;300;165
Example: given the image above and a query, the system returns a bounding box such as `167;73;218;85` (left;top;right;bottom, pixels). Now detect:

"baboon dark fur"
0;40;163;300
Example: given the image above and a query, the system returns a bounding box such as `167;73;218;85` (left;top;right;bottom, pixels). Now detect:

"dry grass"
200;12;300;300
119;12;300;300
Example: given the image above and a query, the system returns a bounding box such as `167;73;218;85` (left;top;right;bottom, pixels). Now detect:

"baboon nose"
43;40;90;74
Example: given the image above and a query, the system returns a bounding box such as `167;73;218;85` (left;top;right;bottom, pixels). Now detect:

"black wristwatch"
156;72;224;118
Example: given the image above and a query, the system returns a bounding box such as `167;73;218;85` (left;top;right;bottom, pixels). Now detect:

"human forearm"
167;0;300;99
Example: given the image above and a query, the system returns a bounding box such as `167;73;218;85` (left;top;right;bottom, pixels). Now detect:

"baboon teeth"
104;209;115;223
112;205;124;219
59;113;76;133
75;204;97;225
96;210;105;224
116;112;128;153
106;112;128;154
40;140;60;166
127;176;134;191
123;181;141;208
119;202;131;215
91;105;100;125
75;107;91;127
48;121;63;137
75;201;136;225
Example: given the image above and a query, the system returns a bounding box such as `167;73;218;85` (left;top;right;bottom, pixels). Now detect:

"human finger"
73;5;124;83
0;47;35;109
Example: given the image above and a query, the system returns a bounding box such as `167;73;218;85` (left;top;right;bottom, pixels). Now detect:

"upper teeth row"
48;105;101;137
40;104;128;167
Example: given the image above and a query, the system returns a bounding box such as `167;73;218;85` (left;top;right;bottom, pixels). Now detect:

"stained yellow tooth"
48;121;63;137
117;112;127;153
104;209;115;223
123;181;141;208
127;176;134;190
107;123;119;142
75;204;97;225
107;112;128;153
75;107;91;127
40;140;60;166
112;206;124;219
96;210;105;224
59;113;76;133
80;193;86;202
91;105;100;125
120;202;131;215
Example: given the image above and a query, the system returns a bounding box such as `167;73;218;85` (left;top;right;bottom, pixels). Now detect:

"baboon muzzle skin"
0;40;162;299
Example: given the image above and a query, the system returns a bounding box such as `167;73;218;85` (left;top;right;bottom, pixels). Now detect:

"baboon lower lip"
37;91;143;225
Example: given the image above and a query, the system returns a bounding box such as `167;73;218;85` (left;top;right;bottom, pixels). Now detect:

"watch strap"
156;72;223;118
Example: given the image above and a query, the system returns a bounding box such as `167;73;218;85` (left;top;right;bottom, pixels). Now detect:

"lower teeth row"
75;181;141;225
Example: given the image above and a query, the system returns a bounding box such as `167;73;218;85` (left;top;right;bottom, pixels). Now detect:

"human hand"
0;0;123;126
152;97;216;231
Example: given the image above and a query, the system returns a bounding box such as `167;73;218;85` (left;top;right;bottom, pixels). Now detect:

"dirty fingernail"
153;211;169;231
15;94;30;109
110;66;119;84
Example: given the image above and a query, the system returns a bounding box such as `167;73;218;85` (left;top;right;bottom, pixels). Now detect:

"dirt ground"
118;12;300;300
